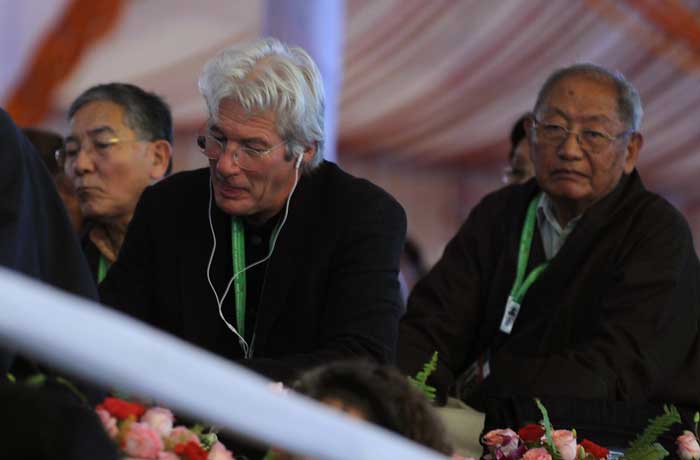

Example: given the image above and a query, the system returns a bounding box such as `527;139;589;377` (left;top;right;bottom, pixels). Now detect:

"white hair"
198;37;325;172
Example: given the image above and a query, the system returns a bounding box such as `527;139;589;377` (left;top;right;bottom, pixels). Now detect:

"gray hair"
68;82;173;174
533;63;643;131
198;37;325;173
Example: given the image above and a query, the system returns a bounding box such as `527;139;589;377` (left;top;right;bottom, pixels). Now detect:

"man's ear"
149;140;172;181
623;132;643;174
299;142;317;168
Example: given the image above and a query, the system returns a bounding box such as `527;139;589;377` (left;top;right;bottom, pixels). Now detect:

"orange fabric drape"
5;0;125;126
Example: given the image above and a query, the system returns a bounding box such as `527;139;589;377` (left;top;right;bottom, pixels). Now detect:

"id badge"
499;295;521;334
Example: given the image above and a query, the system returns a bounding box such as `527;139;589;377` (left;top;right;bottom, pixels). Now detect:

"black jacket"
100;162;407;382
399;171;700;409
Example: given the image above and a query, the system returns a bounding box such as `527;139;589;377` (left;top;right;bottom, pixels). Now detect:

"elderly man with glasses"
399;63;700;453
59;83;173;283
98;38;406;383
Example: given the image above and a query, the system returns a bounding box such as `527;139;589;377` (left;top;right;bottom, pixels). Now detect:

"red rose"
518;424;545;443
175;440;208;460
580;439;610;459
96;397;146;420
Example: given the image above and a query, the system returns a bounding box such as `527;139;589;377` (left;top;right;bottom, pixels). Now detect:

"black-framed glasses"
531;118;634;154
196;126;286;172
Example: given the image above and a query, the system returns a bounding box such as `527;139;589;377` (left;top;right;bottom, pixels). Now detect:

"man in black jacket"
399;64;700;451
100;38;406;383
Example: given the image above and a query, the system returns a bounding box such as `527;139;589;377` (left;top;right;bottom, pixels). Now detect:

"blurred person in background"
57;83;172;283
501;114;534;186
23;127;83;231
269;360;454;460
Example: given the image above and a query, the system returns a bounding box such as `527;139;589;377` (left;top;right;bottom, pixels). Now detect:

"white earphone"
206;156;302;358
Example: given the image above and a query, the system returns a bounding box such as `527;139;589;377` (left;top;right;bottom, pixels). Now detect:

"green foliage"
6;372;15;383
535;398;562;460
408;351;439;402
623;405;680;460
24;373;46;387
622;444;668;460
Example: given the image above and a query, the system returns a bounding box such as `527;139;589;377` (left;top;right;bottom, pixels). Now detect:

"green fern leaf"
408;351;439;401
623;443;668;460
623;405;679;460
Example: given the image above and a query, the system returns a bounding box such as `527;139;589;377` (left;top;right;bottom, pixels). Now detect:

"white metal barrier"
0;267;444;460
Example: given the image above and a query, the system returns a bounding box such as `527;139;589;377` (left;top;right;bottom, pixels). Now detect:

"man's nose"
72;146;95;175
557;131;584;160
215;147;244;176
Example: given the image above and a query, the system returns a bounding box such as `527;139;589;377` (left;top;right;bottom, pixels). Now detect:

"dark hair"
68;83;173;174
508;115;528;162
22;128;63;175
292;361;453;455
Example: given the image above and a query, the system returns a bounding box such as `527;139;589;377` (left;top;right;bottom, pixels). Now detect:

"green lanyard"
499;193;548;334
231;218;247;338
97;255;111;284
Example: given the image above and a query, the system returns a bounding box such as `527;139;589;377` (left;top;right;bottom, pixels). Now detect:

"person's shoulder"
150;167;209;194
470;179;537;223
136;168;209;219
313;161;405;214
622;173;690;231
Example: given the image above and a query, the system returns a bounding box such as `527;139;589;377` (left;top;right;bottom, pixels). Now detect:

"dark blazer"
399;171;700;409
100;161;407;382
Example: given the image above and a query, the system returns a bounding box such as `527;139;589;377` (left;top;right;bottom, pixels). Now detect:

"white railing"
0;267;444;460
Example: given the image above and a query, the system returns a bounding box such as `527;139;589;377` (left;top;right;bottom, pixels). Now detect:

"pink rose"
482;428;520;456
523;447;552;460
157;453;180;460
95;408;119;439
122;421;164;459
552;430;577;460
142;407;175;437
164;426;200;450
208;441;234;460
677;430;700;460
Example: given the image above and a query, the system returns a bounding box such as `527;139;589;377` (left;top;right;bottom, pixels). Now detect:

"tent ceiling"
36;0;700;205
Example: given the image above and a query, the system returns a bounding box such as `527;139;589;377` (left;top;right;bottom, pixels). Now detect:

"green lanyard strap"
500;193;548;334
231;218;247;338
97;255;111;284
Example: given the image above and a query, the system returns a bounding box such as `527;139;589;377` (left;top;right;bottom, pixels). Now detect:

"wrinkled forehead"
537;75;623;125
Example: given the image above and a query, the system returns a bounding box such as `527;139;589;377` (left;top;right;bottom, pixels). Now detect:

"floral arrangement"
676;413;700;460
95;396;234;460
482;399;681;460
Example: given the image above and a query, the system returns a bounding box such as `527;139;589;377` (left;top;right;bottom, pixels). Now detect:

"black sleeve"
99;186;157;321
245;188;407;382
398;199;494;403
489;201;699;401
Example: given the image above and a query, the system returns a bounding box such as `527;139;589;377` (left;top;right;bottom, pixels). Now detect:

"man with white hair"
399;63;700;449
100;38;407;382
